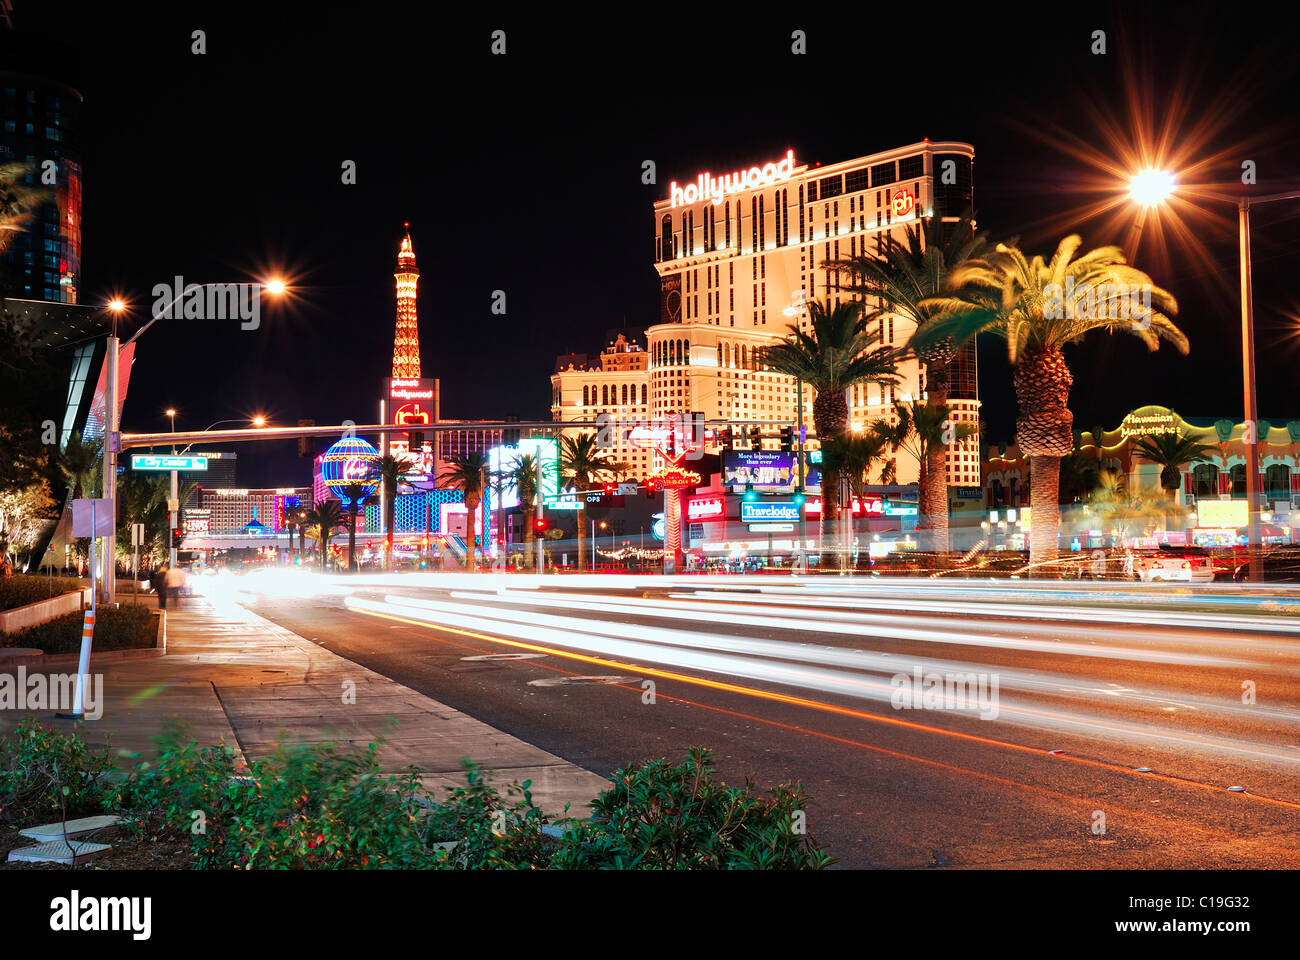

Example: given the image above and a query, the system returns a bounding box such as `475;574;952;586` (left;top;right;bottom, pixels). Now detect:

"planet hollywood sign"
669;150;796;208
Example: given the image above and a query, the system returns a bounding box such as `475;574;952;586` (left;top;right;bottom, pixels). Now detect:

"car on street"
1134;546;1214;582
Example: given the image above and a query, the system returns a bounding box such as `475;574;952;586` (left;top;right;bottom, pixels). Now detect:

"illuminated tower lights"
393;222;422;379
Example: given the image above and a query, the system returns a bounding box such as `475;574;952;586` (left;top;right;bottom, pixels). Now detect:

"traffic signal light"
533;517;549;534
171;528;184;548
793;487;806;507
749;426;762;449
298;419;315;457
645;477;658;496
718;427;734;450
779;426;793;451
743;482;756;502
603;482;616;496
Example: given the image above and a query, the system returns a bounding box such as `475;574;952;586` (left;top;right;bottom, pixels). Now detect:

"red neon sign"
805;496;883;518
686;494;725;521
891;188;915;218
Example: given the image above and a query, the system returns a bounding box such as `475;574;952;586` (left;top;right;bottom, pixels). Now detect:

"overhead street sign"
131;454;208;471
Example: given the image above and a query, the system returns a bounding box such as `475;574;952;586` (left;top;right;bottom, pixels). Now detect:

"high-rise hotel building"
553;140;981;488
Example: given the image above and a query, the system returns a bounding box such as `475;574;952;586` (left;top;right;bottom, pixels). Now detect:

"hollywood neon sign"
670;150;796;208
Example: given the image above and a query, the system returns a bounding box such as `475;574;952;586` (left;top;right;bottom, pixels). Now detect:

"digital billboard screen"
723;452;796;490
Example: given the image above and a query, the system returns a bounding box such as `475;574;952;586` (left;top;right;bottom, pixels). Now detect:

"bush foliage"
0;718;113;824
9;722;833;870
3;603;157;653
0;575;84;613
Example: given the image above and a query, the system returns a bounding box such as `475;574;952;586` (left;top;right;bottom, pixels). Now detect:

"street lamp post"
102;281;285;596
1131;175;1300;581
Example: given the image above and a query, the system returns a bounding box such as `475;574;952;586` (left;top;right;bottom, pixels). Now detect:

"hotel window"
818;174;843;198
898;155;923;180
798;185;805;241
602;385;609;405
683;339;690;364
582;385;589;405
724;201;731;248
751;197;758;252
871;161;897;186
845;168;870;193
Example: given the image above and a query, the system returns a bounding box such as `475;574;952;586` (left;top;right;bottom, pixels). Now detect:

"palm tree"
820;432;896;545
825;218;990;553
58;430;102;501
305;499;345;571
872;400;979;552
558;433;620;571
336;483;372;572
760;299;900;546
917;235;1187;575
0;162;51;256
437;452;491;570
1131;433;1217;500
373;454;414;571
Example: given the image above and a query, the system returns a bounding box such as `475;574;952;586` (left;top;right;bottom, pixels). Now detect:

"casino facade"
552;140;982;491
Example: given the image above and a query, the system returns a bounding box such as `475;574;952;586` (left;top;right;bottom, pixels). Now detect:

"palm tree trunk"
1028;455;1061;576
347;505;359;572
384;492;395;572
923;447;949;554
319;526;328;571
576;504;586;571
820;467;839;555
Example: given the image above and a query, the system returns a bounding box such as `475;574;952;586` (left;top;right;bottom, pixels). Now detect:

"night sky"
7;2;1300;487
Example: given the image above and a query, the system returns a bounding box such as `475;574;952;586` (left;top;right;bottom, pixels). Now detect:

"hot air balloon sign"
321;436;380;506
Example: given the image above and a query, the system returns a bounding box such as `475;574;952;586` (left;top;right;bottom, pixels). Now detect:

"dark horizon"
6;1;1300;487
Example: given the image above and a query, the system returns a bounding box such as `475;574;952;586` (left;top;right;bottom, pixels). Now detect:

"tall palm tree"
373;454;414;571
437;452;491;570
336;483;372;572
504;452;547;558
825;218;990;553
59;430;102;501
558;432;620;571
1131;433;1217;500
872;400;979;551
917;236;1187;575
305;499;345;571
760;299;900;546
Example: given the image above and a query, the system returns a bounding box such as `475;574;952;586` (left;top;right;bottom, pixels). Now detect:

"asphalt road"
228;572;1300;868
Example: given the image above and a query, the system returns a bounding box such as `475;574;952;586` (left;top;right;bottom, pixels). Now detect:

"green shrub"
550;746;834;869
0;575;84;612
3;604;157;653
113;727;437;869
0;718;113;825
421;759;554;869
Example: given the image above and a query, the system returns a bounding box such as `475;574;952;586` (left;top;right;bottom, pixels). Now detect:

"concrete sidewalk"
0;594;610;817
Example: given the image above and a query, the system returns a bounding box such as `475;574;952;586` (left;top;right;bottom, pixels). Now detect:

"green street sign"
131;454;208;471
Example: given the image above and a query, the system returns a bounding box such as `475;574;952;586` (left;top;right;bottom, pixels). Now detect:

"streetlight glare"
164;408;177;417
1129;168;1177;206
264;278;287;295
107;298;126;312
252;416;267;427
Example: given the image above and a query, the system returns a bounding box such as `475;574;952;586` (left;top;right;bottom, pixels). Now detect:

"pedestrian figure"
155;562;170;609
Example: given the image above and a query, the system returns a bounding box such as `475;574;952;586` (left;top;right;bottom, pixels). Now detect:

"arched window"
717;343;723;367
621;384;629;406
725;342;731;367
582;385;589;406
601;384;609;406
1266;463;1290;500
640;383;647;405
740;344;748;368
1230;463;1247;496
1192;463;1218;498
660;214;673;262
683;339;690;365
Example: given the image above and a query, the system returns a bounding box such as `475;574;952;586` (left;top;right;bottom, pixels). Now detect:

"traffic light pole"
796;379;807;567
168;469;178;567
536;453;545;575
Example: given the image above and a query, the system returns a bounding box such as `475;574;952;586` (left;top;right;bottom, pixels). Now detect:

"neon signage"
740;501;800;523
387;377;436;401
670;150;796;207
650;467;702;490
891;188;915;218
686;494;725;521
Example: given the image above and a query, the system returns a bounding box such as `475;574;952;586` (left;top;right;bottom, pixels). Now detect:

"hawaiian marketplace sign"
1119;409;1178;439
